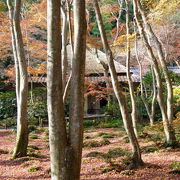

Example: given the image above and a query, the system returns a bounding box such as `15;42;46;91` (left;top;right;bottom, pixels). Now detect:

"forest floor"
0;127;179;180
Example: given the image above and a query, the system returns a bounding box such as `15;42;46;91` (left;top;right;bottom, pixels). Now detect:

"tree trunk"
93;0;143;167
47;0;68;179
125;0;138;137
133;0;176;146
150;65;157;125
68;0;87;178
7;0;29;158
134;30;156;125
137;1;174;123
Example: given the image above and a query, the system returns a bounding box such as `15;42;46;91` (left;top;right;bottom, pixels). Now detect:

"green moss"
29;135;38;140
85;151;105;158
28;152;41;158
27;166;40;172
84;135;92;139
83;139;110;148
105;148;129;158
142;146;159;153
96;132;109;137
0;149;9;154
122;136;129;143
169;161;180;170
121;170;135;176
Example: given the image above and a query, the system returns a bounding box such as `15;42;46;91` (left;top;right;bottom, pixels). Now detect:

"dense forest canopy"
0;0;179;74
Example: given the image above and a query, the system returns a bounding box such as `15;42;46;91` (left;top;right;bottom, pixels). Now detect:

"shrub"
28;125;37;133
104;103;121;118
84;117;122;129
0;91;16;120
0;117;16;128
28;87;47;126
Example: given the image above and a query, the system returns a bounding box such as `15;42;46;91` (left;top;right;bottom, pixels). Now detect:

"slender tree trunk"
47;0;68;179
137;1;174;123
150;65;157;125
63;0;74;103
134;30;156;125
114;0;123;41
61;1;69;91
133;0;176;145
7;0;29;158
68;0;87;178
93;0;143;167
125;0;138;137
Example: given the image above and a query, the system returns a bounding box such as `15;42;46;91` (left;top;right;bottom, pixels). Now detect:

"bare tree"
93;0;143;168
7;0;29;158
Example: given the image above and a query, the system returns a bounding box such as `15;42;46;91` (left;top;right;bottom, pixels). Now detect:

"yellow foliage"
173;86;180;104
148;0;180;24
113;33;136;46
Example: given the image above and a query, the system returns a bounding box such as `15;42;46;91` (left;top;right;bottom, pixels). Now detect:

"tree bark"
137;1;174;124
125;0;138;137
68;0;87;178
133;0;176;145
47;0;68;179
61;1;69;91
93;0;143;167
7;0;29;158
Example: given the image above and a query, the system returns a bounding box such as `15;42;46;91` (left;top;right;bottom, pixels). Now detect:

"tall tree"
136;0;174;124
47;0;68;178
133;0;176;146
7;0;29;158
93;0;143;168
68;0;87;177
125;0;138;137
47;0;86;178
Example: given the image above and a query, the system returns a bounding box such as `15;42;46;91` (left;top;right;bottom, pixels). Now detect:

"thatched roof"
67;45;127;74
29;75;140;83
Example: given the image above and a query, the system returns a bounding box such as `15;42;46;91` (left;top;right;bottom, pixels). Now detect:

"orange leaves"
85;81;112;101
87;36;102;49
28;64;47;76
5;67;15;80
